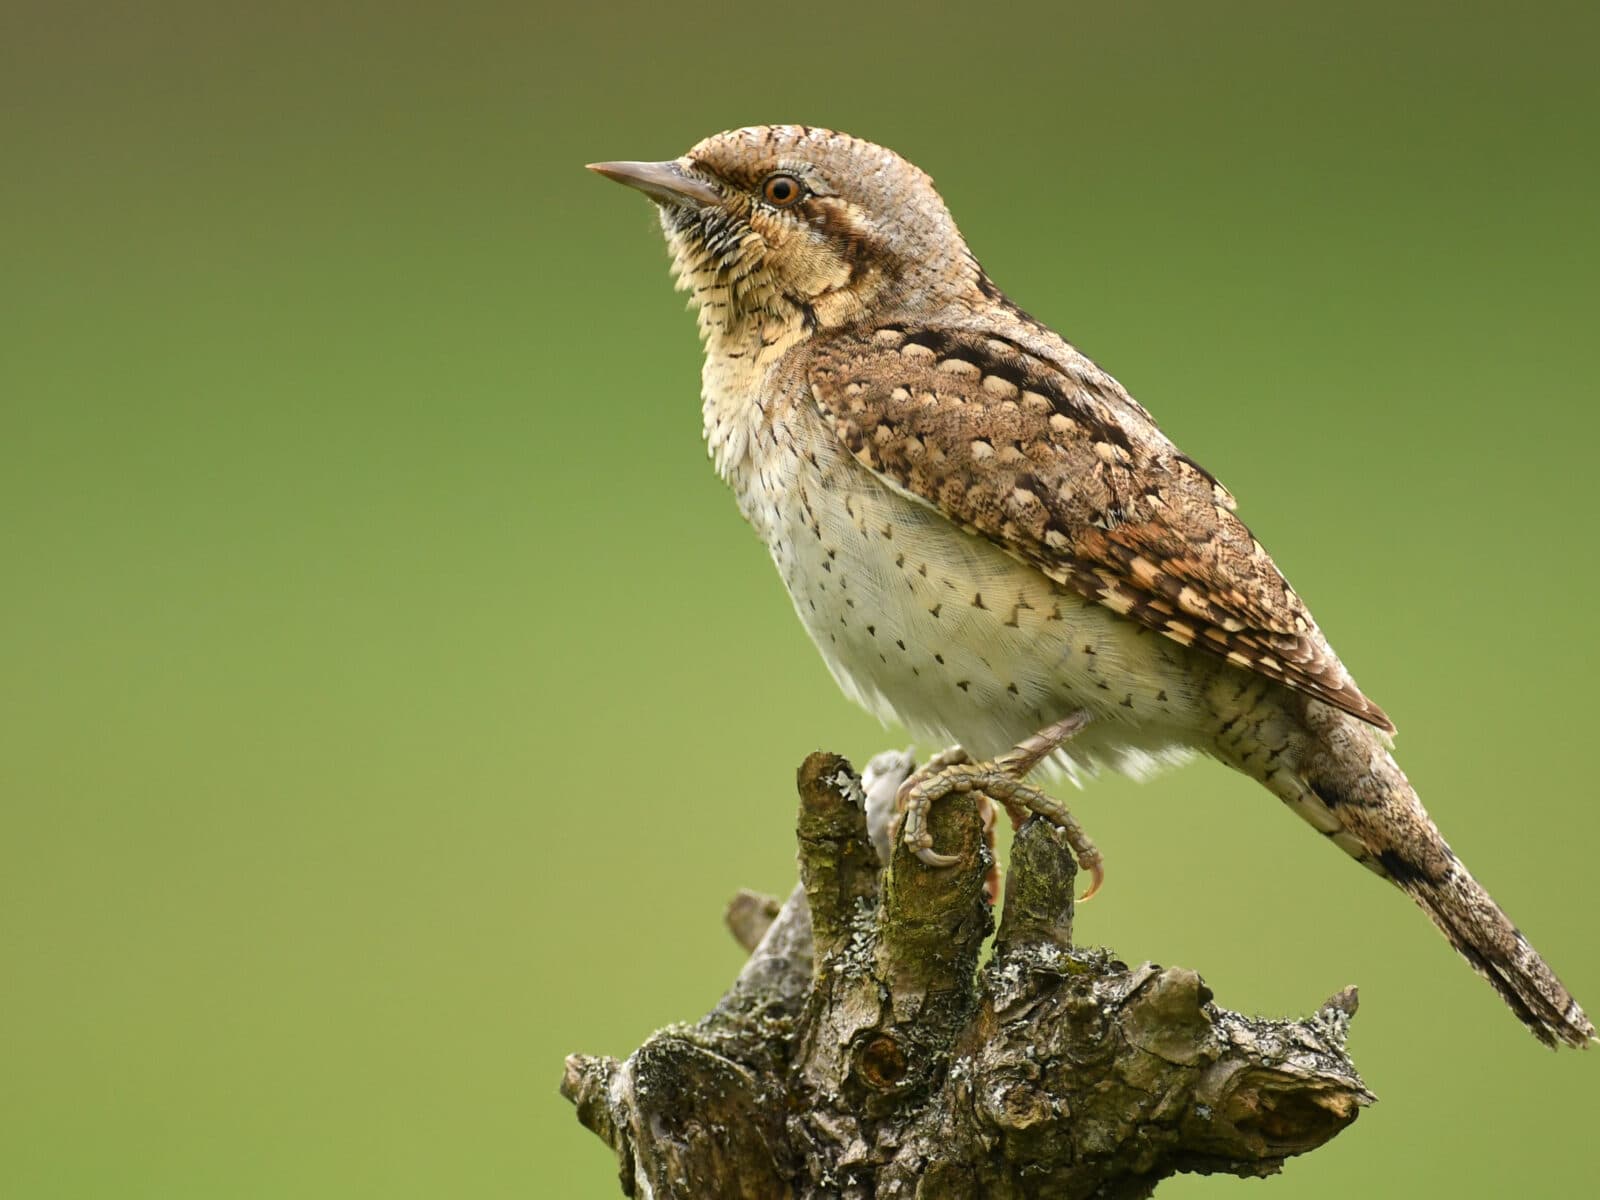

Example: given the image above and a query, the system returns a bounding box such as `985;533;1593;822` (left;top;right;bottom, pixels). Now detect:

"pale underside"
708;354;1229;784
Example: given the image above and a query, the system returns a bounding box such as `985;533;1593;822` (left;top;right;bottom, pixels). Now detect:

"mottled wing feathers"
805;324;1394;732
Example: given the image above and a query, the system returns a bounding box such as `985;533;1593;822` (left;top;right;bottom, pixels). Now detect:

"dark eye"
762;174;804;207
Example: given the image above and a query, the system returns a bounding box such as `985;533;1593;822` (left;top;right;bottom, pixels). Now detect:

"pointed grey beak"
586;160;722;209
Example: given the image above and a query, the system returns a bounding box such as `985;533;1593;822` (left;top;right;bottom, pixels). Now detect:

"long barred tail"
1221;692;1594;1049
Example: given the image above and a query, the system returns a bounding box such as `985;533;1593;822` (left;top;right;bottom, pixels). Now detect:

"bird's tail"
1232;699;1593;1049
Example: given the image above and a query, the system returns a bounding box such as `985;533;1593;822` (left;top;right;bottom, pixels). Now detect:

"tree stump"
562;752;1373;1197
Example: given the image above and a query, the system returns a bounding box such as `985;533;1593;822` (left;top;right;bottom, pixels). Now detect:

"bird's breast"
703;357;1210;775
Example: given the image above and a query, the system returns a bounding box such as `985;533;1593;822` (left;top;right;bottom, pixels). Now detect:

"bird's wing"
805;323;1394;732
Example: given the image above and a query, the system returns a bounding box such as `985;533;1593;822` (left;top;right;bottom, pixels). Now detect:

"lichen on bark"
562;752;1372;1197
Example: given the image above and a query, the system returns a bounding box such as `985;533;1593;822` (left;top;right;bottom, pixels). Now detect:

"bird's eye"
762;174;804;207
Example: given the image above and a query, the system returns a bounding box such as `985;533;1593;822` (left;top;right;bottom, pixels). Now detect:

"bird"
588;125;1593;1049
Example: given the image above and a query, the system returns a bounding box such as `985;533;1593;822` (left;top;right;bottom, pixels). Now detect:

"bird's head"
589;126;981;337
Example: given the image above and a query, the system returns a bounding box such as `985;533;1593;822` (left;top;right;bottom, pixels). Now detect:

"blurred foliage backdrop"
3;1;1596;1195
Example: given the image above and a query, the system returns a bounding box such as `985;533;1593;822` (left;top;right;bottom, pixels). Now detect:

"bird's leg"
896;713;1104;900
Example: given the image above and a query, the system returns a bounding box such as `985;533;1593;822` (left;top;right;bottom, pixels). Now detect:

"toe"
1079;858;1106;902
915;845;962;868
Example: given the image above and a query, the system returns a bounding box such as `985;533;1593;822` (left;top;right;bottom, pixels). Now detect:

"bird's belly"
756;443;1207;777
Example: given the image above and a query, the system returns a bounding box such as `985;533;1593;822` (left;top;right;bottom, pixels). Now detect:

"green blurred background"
3;1;1595;1195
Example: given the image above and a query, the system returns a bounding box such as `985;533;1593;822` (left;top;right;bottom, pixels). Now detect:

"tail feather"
1216;691;1594;1049
1419;869;1591;1049
1295;703;1594;1050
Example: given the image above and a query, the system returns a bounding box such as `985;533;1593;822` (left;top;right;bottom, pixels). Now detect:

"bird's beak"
586;160;721;209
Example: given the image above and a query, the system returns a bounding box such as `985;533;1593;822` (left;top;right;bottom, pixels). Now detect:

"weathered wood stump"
562;752;1372;1197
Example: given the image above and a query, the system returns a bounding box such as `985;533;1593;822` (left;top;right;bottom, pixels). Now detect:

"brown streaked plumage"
807;324;1394;733
589;125;1592;1049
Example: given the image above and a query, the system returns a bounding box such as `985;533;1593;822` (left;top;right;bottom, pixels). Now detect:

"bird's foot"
895;713;1104;899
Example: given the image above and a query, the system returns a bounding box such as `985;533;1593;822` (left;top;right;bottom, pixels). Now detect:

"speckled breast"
734;391;1206;775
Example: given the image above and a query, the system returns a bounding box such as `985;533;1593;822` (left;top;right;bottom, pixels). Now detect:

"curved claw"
915;845;962;868
1078;857;1105;902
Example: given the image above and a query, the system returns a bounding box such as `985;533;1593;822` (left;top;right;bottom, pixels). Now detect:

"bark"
562;752;1373;1198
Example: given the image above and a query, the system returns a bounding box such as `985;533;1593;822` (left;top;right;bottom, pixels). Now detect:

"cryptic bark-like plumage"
592;123;1593;1049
